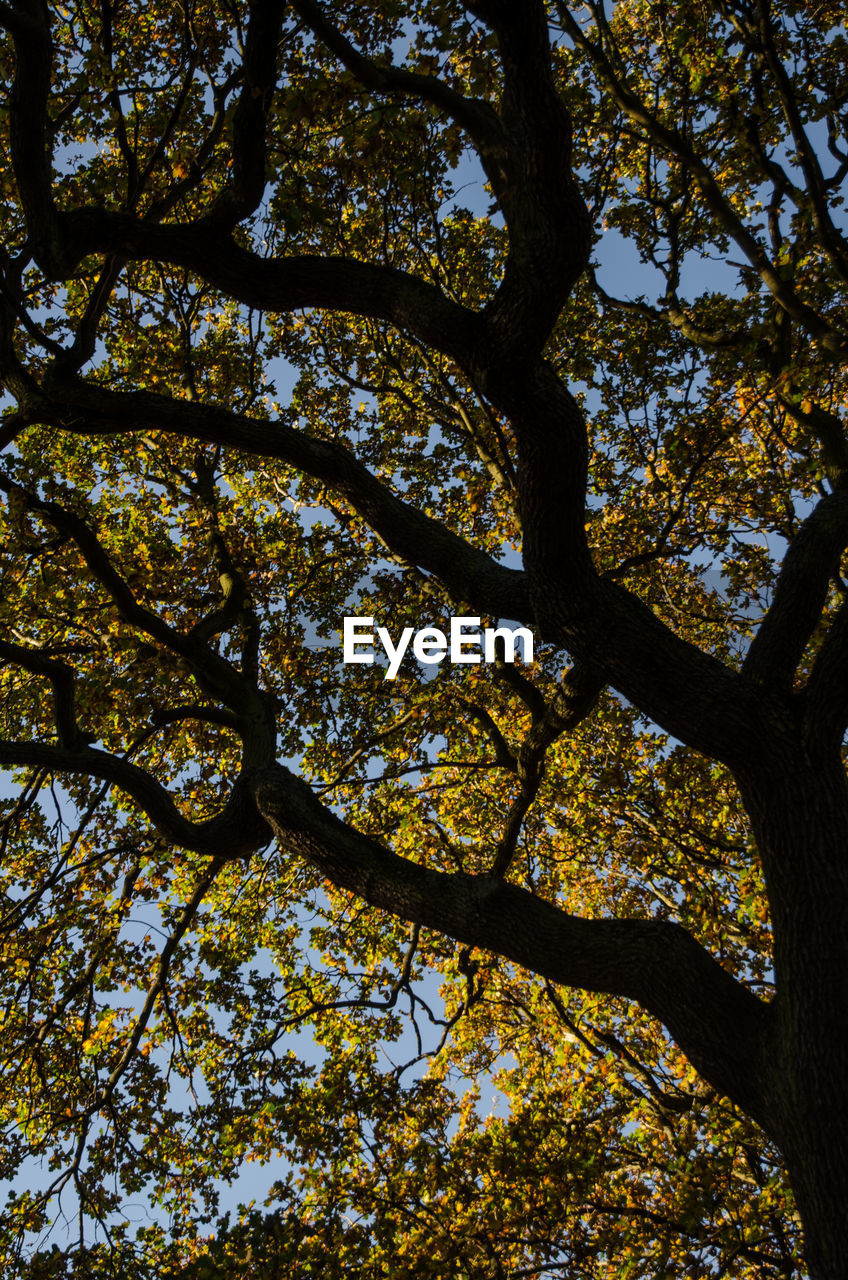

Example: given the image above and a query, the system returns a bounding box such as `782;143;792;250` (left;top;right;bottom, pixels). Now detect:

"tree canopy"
1;0;847;1276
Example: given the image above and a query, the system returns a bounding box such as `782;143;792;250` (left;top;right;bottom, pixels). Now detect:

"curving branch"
801;599;848;753
0;737;269;857
204;0;285;229
25;368;782;770
295;0;593;356
252;759;776;1133
19;0;592;367
466;0;593;354
0;636;85;748
4;0;63;270
290;0;508;170
481;359;777;769
60;216;488;366
20;376;532;622
4;0;281;273
744;490;848;689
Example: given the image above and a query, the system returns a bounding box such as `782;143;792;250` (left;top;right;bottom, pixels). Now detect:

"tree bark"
741;751;848;1280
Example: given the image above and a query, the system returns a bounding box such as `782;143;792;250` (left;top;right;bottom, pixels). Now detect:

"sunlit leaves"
3;0;842;1273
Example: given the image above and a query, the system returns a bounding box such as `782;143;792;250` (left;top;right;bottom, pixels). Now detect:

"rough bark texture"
742;756;848;1280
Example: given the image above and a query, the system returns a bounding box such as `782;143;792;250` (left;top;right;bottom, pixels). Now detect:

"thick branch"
0;637;85;747
47;4;589;365
468;0;593;355
253;760;776;1131
32;367;786;769
484;359;782;767
801;599;848;753
205;0;284;228
0;739;269;857
291;0;507;170
25;378;531;621
5;0;63;269
57;215;488;367
744;490;848;689
296;0;592;358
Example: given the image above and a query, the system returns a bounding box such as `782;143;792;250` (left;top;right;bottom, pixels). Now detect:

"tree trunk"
742;752;848;1280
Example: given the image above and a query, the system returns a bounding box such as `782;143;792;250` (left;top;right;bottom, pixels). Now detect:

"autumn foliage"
1;0;848;1276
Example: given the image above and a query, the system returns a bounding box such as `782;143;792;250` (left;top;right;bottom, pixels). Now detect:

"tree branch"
290;0;507;167
466;0;593;356
588;266;747;351
0;636;86;748
25;377;532;622
204;0;285;229
778;394;848;490
0;738;269;857
801;598;848;753
92;852;228;1110
53;213;487;366
0;471;271;725
489;659;604;878
555;1;848;359
750;0;848;285
482;359;780;768
252;759;776;1132
744;490;848;689
30;367;785;770
5;0;64;272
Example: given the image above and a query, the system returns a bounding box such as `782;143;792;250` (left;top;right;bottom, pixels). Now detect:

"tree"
0;0;846;1273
